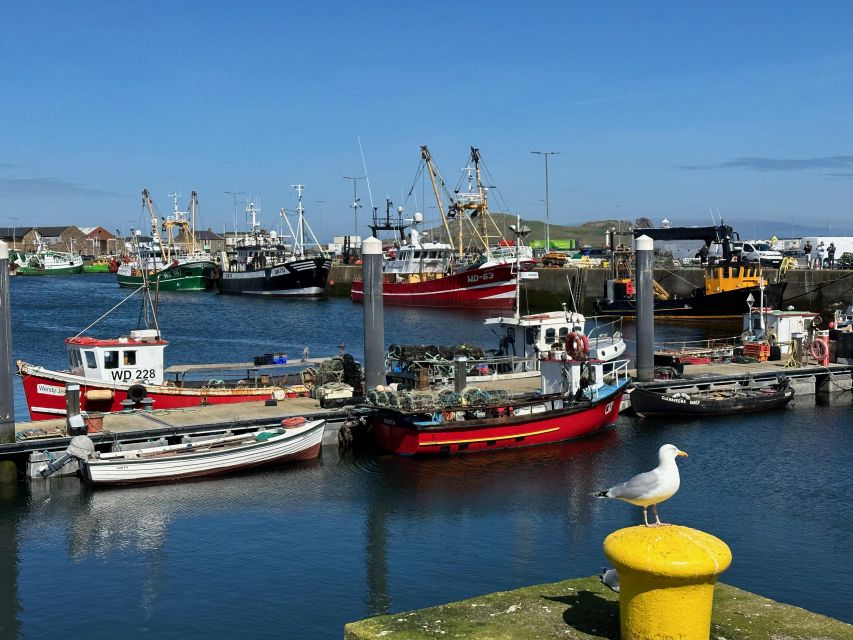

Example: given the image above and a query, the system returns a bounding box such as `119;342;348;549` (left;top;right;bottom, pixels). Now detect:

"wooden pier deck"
3;396;353;460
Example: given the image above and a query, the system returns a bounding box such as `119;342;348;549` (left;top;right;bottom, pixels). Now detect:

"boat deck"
164;357;328;375
429;359;853;398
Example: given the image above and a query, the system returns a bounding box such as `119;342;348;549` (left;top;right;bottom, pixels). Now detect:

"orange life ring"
808;339;828;361
565;332;589;358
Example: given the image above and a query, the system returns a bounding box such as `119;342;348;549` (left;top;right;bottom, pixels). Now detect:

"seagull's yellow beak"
677;450;688;457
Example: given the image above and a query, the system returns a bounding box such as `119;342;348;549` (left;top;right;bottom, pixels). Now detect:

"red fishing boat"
368;356;630;456
351;146;535;309
351;258;528;309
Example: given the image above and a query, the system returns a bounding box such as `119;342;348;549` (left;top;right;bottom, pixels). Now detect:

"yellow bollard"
603;525;732;640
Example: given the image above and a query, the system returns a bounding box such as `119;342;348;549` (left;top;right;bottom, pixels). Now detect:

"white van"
739;241;783;267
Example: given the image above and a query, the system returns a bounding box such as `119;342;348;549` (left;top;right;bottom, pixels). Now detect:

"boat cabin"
65;329;167;386
743;308;820;355
484;310;587;364
228;235;290;272
705;262;766;294
540;354;611;399
382;228;453;280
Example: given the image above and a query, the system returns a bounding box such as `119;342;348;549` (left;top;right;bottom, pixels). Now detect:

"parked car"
740;242;783;267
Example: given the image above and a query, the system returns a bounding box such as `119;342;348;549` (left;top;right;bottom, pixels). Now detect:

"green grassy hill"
423;213;634;249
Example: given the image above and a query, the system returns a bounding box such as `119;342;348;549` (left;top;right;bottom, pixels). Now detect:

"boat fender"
85;388;114;402
127;384;147;404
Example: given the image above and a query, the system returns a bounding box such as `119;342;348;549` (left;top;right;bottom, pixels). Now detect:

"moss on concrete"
344;576;852;640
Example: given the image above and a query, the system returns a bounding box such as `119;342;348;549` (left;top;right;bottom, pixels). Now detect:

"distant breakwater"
328;264;853;315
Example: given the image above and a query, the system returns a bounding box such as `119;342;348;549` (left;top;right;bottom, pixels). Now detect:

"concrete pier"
344;575;852;639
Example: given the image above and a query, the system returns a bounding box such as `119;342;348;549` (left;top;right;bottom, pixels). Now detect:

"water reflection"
5;400;853;638
0;483;21;639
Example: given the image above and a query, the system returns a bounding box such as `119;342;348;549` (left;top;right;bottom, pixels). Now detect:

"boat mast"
449;148;494;259
142;189;166;263
472;148;489;247
292;184;306;258
190;191;198;254
245;199;261;244
420;145;455;251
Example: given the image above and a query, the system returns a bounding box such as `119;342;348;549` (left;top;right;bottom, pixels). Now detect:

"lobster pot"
541;359;582;396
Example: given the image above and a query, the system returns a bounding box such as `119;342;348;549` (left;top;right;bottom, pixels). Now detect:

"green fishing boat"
12;235;84;275
117;190;218;291
117;258;217;290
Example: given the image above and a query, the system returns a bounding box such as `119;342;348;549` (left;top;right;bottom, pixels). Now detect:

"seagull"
600;567;620;592
594;444;688;527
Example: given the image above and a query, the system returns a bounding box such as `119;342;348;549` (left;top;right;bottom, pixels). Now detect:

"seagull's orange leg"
653;503;669;526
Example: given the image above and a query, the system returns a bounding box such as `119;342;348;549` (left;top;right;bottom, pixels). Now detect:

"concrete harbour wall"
328;264;853;315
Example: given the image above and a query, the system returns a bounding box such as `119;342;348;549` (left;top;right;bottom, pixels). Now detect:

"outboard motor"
38;435;95;478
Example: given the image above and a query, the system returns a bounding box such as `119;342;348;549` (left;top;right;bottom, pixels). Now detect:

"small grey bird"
594;443;688;527
600;567;620;592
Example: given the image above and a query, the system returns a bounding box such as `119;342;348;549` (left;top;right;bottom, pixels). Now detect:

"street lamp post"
342;176;364;240
531;151;559;251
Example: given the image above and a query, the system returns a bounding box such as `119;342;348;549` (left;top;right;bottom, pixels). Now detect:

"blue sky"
2;1;853;240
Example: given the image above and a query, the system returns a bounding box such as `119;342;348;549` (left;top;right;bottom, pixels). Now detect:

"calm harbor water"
2;274;851;638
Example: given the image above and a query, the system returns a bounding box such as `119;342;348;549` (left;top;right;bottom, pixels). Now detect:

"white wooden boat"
80;419;325;485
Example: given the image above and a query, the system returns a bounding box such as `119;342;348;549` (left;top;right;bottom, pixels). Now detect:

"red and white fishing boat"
17;329;316;421
351;146;536;309
17;282;318;421
369;355;630;456
350;230;531;308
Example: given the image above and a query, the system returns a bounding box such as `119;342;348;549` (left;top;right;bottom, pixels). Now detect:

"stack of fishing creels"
366;386;512;412
315;354;364;393
387;343;486;364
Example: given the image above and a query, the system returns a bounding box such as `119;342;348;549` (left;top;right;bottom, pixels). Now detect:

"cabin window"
123;350;137;366
526;328;537;345
545;328;556;342
104;350;120;370
558;327;569;338
84;351;97;369
68;350;82;368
